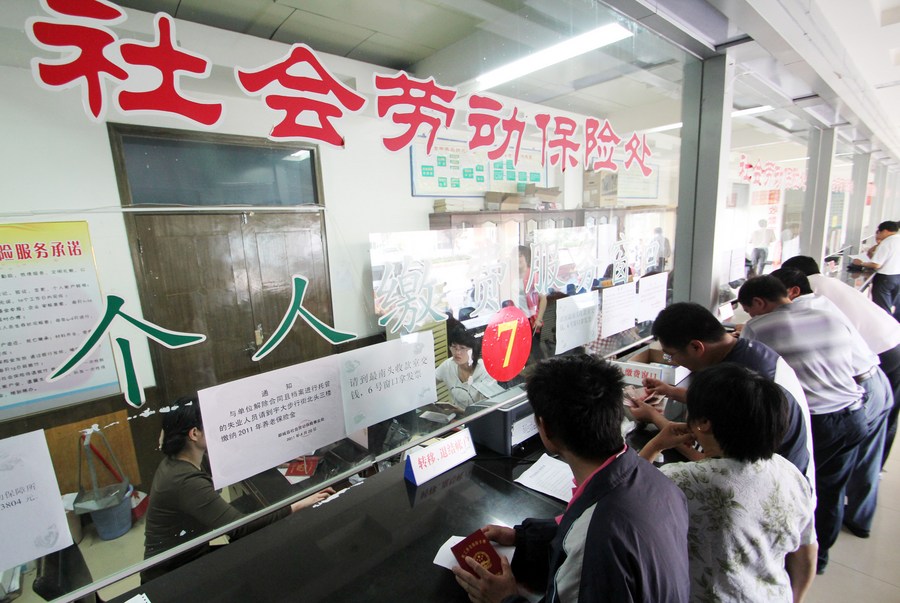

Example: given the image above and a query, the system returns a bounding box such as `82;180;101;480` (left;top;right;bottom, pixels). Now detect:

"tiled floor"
807;447;900;602
12;453;900;601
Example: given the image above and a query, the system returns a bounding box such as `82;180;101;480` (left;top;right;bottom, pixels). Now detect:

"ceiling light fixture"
474;23;633;92
731;105;774;117
640;105;776;135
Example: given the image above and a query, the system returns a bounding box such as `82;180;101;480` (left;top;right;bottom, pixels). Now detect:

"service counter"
110;455;565;603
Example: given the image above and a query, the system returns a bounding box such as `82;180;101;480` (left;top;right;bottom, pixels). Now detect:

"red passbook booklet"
451;529;503;576
285;456;320;477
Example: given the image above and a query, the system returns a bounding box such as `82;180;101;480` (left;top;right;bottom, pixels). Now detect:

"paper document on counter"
514;454;574;502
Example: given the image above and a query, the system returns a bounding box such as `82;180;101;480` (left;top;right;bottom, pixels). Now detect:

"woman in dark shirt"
141;396;333;582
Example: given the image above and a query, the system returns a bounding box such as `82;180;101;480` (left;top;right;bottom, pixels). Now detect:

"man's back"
528;448;689;603
741;304;862;413
809;273;900;354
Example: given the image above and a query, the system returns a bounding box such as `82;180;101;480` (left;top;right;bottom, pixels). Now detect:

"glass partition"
720;76;813;302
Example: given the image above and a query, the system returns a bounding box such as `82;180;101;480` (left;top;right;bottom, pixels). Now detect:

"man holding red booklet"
452;354;690;603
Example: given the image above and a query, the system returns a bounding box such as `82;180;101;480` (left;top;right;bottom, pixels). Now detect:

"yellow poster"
0;222;119;420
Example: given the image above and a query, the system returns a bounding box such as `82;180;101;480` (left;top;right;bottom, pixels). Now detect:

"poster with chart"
0;430;73;571
341;331;436;434
410;136;546;197
0;222;119;421
200;355;345;490
410;138;490;196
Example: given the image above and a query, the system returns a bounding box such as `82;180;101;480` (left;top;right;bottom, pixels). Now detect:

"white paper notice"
636;272;668;323
514;454;575;503
0;430;73;571
600;282;637;338
555;290;599;354
341;331;437;433
200;355;345;490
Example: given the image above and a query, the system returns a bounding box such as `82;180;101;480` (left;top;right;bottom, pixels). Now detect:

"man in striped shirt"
738;276;868;575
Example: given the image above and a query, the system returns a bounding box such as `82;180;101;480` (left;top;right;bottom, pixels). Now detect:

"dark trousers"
879;344;900;466
810;405;868;568
845;369;892;532
872;273;900;321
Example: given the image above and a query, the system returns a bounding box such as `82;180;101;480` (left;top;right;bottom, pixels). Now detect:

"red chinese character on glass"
116;14;223;126
237;44;366;146
534;114;580;170
584;118;621;172
467;94;526;163
375;71;456;154
624;133;653;176
27;0;127;121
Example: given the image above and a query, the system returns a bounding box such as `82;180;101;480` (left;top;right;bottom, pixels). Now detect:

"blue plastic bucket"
90;485;133;540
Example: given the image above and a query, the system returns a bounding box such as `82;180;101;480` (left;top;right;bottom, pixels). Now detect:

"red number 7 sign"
481;306;532;382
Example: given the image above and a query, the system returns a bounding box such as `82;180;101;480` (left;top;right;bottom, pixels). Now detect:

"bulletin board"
410;136;546;197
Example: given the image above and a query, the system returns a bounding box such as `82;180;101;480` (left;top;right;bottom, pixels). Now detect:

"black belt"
854;366;878;384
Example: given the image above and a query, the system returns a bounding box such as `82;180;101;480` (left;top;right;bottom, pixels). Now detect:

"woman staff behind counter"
142;396;334;583
435;327;500;410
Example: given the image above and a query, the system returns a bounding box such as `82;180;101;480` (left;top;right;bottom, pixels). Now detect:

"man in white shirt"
853;221;900;320
782;255;900;467
749;219;776;276
771;268;893;541
738;276;867;574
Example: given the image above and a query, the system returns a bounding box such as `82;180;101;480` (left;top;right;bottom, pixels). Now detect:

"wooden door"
127;211;332;405
242;211;334;373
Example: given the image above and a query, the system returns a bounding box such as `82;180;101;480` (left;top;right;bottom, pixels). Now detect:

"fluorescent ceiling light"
643;106;776;135
643;122;683;134
474;23;633;91
283;150;310;162
732;105;774;117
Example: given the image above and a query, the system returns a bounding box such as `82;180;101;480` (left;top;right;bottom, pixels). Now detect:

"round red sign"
482;306;532;382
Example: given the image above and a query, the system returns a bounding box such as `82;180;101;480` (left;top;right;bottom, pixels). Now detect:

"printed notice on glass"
0;430;73;571
600;282;637;338
636;272;668;323
341;331;437;433
555;291;599;354
0;222;119;421
200;355;345;490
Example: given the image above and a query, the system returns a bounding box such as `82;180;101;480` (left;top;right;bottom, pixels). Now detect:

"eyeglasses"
449;344;470;352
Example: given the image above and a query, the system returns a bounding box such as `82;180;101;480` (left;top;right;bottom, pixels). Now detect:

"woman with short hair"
641;363;817;602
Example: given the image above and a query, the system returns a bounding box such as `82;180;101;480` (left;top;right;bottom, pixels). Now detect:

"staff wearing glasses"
436;327;496;409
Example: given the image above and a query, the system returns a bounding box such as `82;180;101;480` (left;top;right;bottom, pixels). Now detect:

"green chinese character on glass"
49;295;205;408
253;275;356;361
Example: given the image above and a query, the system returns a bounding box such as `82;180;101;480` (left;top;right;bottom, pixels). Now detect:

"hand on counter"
452;555;517;603
481;524;515;547
290;487;335;513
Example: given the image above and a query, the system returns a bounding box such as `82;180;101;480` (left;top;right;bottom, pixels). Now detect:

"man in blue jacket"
452;354;690;603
